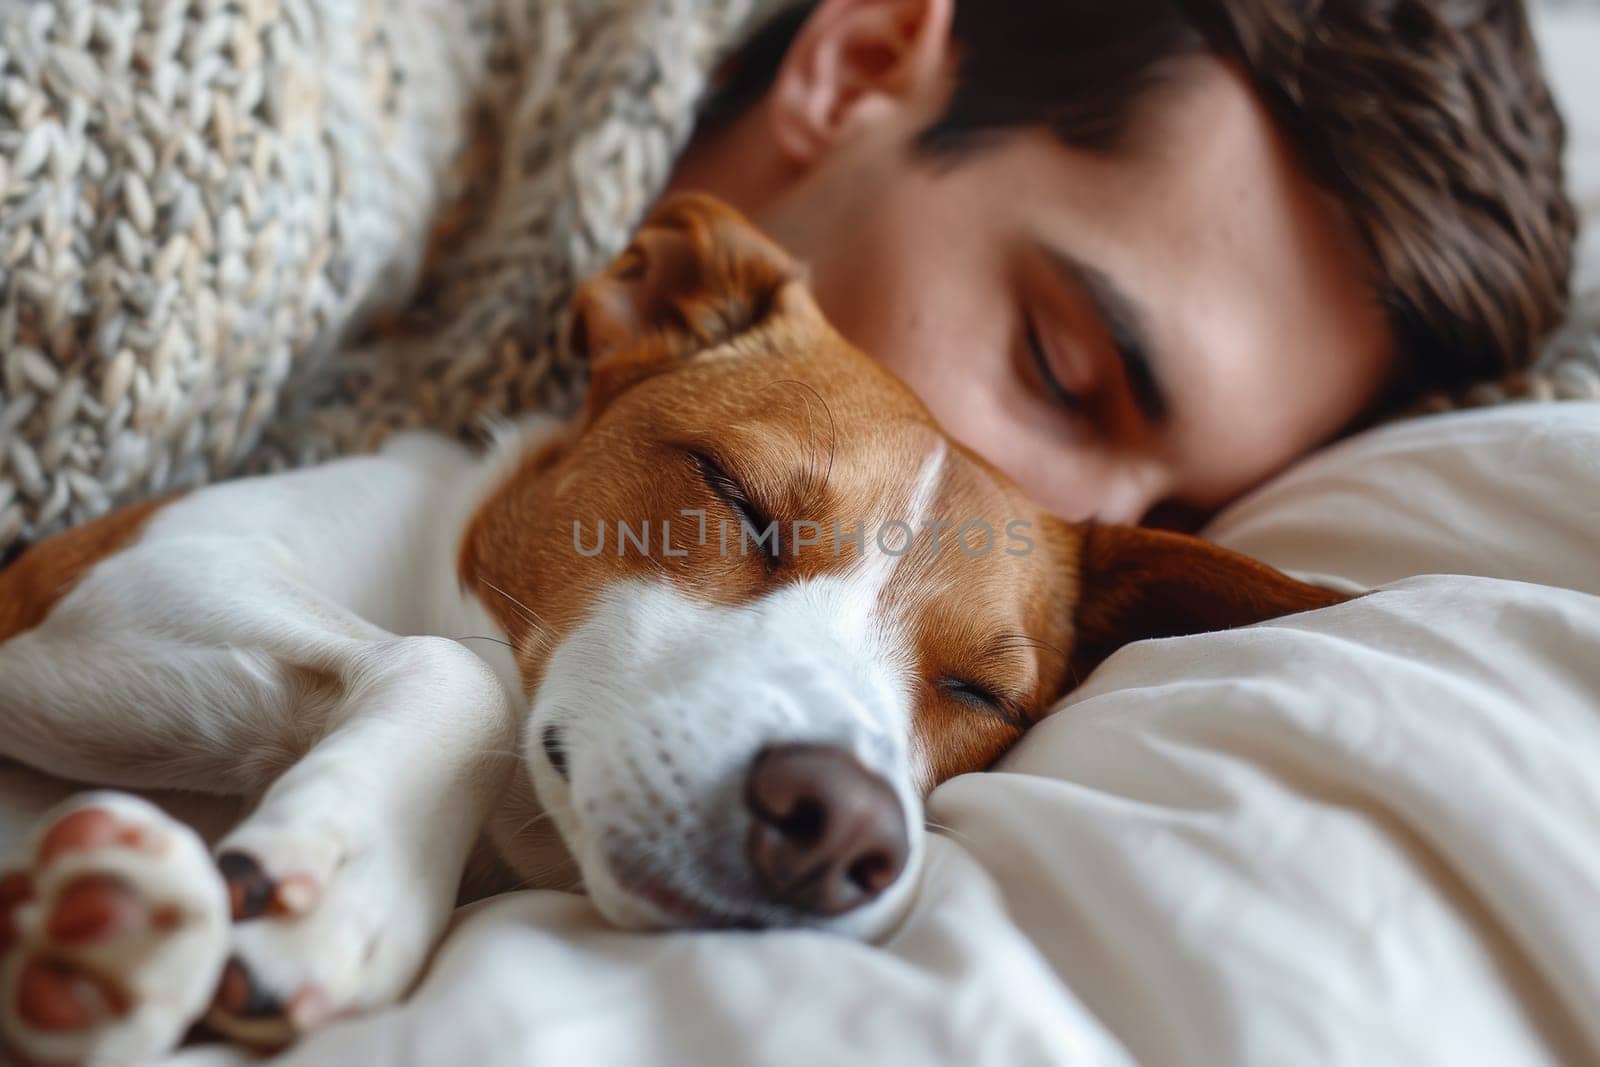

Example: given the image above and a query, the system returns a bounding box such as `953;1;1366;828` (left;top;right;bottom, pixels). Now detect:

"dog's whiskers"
924;817;977;849
456;634;518;657
476;578;558;656
508;868;585;894
993;632;1067;660
769;377;837;509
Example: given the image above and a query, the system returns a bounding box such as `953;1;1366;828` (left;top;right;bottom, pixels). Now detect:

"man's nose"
743;743;909;916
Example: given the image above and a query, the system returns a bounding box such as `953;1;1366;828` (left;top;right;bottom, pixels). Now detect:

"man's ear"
565;192;805;414
1070;523;1351;679
768;0;954;164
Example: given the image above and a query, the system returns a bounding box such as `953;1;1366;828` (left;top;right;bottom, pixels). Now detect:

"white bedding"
147;403;1599;1067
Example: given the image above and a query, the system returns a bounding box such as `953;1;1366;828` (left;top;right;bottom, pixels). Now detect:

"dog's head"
461;193;1344;938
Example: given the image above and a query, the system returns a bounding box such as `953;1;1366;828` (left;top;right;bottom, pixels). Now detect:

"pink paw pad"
46;874;141;947
15;957;129;1032
35;808;157;868
0;794;231;1064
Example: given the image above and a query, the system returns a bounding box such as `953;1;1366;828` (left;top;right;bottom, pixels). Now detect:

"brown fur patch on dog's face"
461;193;1348;792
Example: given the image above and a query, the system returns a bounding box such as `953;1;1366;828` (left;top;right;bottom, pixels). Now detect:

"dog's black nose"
744;743;908;916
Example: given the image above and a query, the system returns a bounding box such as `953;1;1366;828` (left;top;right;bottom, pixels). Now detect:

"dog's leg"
0;532;518;1058
203;631;516;1045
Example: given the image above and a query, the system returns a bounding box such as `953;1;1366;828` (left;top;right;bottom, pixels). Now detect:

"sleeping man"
665;0;1576;526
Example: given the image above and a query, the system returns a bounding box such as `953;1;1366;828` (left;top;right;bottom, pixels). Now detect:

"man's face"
672;54;1394;524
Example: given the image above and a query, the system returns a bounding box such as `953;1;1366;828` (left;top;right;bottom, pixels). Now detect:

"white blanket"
148;403;1600;1067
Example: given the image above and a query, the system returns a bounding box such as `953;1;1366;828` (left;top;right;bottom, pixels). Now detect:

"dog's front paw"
205;817;443;1047
0;792;230;1065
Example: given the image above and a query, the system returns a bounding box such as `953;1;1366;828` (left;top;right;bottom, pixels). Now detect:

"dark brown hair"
706;0;1577;403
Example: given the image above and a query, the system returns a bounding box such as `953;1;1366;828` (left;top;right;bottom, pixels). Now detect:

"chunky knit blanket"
0;0;1594;558
0;0;772;555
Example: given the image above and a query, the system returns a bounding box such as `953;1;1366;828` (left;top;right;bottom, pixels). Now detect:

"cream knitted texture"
0;0;762;556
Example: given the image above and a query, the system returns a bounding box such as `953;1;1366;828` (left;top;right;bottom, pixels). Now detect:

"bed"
117;397;1590;1067
4;6;1599;1066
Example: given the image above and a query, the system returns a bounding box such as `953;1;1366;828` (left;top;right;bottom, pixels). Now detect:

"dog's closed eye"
541;724;569;780
937;677;1025;728
688;450;781;567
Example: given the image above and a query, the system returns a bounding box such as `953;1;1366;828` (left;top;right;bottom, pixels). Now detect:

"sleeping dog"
0;193;1345;1063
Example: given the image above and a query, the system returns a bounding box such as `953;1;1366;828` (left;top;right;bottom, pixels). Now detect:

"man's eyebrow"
1038;245;1170;426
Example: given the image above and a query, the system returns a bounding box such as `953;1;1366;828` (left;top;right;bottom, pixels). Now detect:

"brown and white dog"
0;194;1344;1063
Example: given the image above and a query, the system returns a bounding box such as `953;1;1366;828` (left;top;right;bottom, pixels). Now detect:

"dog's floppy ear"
1070;523;1350;679
566;192;805;413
